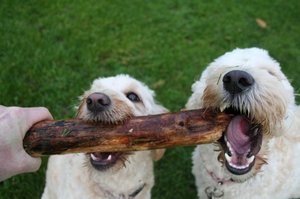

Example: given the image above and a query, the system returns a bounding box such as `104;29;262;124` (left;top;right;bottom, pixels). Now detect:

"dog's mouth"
86;115;132;172
218;107;263;175
78;92;136;171
89;152;128;171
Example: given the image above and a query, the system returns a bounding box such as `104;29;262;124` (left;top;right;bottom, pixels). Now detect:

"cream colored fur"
42;74;167;199
186;48;300;199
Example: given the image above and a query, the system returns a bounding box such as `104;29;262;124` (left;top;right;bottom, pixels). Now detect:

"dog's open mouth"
219;108;263;175
89;152;126;171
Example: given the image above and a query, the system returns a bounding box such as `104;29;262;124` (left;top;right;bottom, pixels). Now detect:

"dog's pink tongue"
226;115;251;154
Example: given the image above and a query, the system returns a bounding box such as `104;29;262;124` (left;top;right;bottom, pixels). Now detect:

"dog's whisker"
217;74;222;85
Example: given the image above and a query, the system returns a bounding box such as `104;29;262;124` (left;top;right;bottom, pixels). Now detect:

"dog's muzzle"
218;70;263;175
85;92;129;171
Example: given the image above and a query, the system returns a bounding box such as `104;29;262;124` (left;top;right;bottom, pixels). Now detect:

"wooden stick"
23;109;231;157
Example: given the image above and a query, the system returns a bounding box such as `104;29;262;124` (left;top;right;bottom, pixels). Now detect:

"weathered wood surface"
23;109;231;157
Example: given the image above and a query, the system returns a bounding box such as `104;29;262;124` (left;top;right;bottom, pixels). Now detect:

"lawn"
1;0;300;198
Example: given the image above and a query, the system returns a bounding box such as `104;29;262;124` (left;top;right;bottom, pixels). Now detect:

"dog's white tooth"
226;139;233;152
247;155;255;163
220;105;227;112
228;161;235;168
107;154;112;161
91;153;98;161
225;153;232;162
233;164;246;170
235;165;241;169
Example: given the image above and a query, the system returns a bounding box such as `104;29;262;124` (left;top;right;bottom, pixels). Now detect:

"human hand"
0;106;53;181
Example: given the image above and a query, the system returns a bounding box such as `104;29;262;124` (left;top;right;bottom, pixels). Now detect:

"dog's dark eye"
268;70;276;77
126;92;141;102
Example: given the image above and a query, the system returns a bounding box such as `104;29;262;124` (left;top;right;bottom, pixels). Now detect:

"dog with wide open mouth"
42;74;167;199
186;48;300;199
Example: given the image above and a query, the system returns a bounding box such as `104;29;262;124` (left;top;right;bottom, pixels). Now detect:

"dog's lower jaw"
89;152;131;172
194;144;259;184
216;149;265;183
210;155;255;184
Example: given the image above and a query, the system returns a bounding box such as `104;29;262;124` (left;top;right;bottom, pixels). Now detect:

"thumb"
22;107;53;137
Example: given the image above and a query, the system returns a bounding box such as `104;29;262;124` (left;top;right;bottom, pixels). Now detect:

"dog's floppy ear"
151;149;165;161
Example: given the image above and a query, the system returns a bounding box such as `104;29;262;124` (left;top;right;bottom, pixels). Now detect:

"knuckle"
8;107;25;119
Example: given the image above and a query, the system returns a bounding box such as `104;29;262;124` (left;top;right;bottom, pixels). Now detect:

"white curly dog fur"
42;74;167;199
186;48;300;199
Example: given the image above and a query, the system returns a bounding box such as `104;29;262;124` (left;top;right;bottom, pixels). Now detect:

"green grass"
1;0;300;198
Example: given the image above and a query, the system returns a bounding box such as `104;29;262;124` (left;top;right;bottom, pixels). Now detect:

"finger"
16;151;42;174
22;156;42;173
22;107;53;135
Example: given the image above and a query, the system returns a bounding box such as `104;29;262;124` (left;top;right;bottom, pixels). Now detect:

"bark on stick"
23;109;231;157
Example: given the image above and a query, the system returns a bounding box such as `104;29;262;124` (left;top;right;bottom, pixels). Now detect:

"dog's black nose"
223;70;254;94
86;92;111;112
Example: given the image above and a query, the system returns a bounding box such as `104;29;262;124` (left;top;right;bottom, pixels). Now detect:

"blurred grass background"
1;0;300;198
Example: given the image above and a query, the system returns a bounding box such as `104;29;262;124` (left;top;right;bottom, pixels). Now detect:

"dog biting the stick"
42;74;168;199
187;48;300;199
